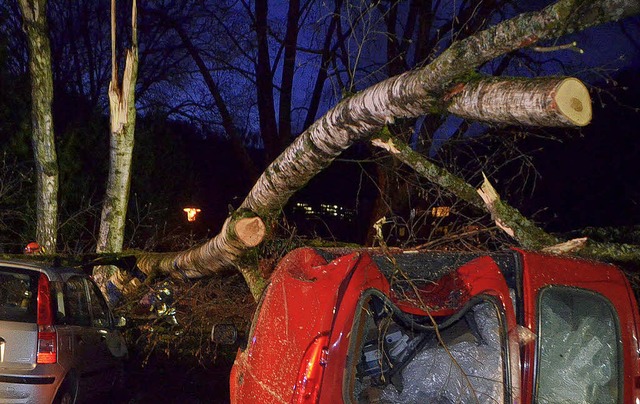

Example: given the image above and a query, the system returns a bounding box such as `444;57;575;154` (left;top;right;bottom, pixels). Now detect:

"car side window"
87;281;111;328
536;287;621;404
64;277;91;326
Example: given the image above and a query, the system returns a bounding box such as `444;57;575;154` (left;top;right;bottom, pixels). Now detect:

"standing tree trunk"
95;0;138;296
18;0;58;252
277;0;300;148
254;0;280;162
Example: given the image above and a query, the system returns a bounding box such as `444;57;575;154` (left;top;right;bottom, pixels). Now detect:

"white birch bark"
97;0;138;254
447;77;592;127
18;0;59;252
94;0;138;300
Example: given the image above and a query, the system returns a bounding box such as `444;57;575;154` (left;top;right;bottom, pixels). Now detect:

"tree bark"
97;0;138;254
447;77;592;127
136;0;639;299
18;0;59;252
137;212;268;299
93;0;138;300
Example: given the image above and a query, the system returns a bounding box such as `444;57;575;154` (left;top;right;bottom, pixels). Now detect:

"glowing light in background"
183;207;202;222
431;206;451;218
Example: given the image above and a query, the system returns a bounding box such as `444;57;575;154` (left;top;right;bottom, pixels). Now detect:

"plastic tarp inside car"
379;302;504;403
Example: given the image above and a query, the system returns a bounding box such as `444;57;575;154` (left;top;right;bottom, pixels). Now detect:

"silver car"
0;259;128;403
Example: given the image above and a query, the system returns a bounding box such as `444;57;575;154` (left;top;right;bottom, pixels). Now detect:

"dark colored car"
0;259;127;403
227;247;640;403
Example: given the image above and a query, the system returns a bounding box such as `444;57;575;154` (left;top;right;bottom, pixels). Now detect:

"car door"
520;251;639;403
84;279;126;391
63;276;106;394
0;266;39;371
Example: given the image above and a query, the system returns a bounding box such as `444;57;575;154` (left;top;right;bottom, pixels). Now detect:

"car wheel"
53;377;78;404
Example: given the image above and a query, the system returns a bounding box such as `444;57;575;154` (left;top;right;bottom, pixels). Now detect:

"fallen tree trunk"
446;77;592;127
135;0;640;300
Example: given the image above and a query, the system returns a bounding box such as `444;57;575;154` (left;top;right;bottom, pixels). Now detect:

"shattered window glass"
536;287;621;404
346;292;507;403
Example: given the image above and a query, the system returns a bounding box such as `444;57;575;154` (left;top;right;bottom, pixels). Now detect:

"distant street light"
183;207;202;222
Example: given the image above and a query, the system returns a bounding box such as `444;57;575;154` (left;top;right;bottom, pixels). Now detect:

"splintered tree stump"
447;77;592;127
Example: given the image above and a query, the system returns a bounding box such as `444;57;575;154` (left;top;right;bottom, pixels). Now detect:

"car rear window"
345;291;508;403
536;287;621;403
0;266;39;323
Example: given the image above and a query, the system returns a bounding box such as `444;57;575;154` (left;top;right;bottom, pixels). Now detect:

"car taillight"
291;333;329;403
36;273;57;364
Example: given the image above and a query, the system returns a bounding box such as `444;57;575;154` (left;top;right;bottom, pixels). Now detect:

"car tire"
53;376;78;404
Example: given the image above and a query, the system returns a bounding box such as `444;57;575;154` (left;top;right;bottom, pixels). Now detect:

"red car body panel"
230;248;370;403
229;248;640;403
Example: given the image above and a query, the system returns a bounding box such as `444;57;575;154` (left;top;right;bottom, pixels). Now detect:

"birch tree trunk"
95;0;138;299
18;0;58;252
446;77;592;127
97;0;138;254
137;0;640;299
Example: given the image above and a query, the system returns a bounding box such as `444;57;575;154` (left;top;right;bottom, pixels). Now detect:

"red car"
227;247;640;403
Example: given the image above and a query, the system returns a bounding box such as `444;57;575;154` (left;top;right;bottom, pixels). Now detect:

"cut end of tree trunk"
554;78;592;126
447;76;593;128
235;216;266;247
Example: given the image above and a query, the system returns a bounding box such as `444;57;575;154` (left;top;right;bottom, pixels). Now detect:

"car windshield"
345;292;507;403
0;266;39;323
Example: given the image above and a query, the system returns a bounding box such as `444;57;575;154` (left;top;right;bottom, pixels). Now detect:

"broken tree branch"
371;131;559;249
371;133;640;263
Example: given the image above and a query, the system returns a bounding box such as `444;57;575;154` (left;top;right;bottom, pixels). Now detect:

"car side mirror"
211;323;238;345
115;316;127;328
